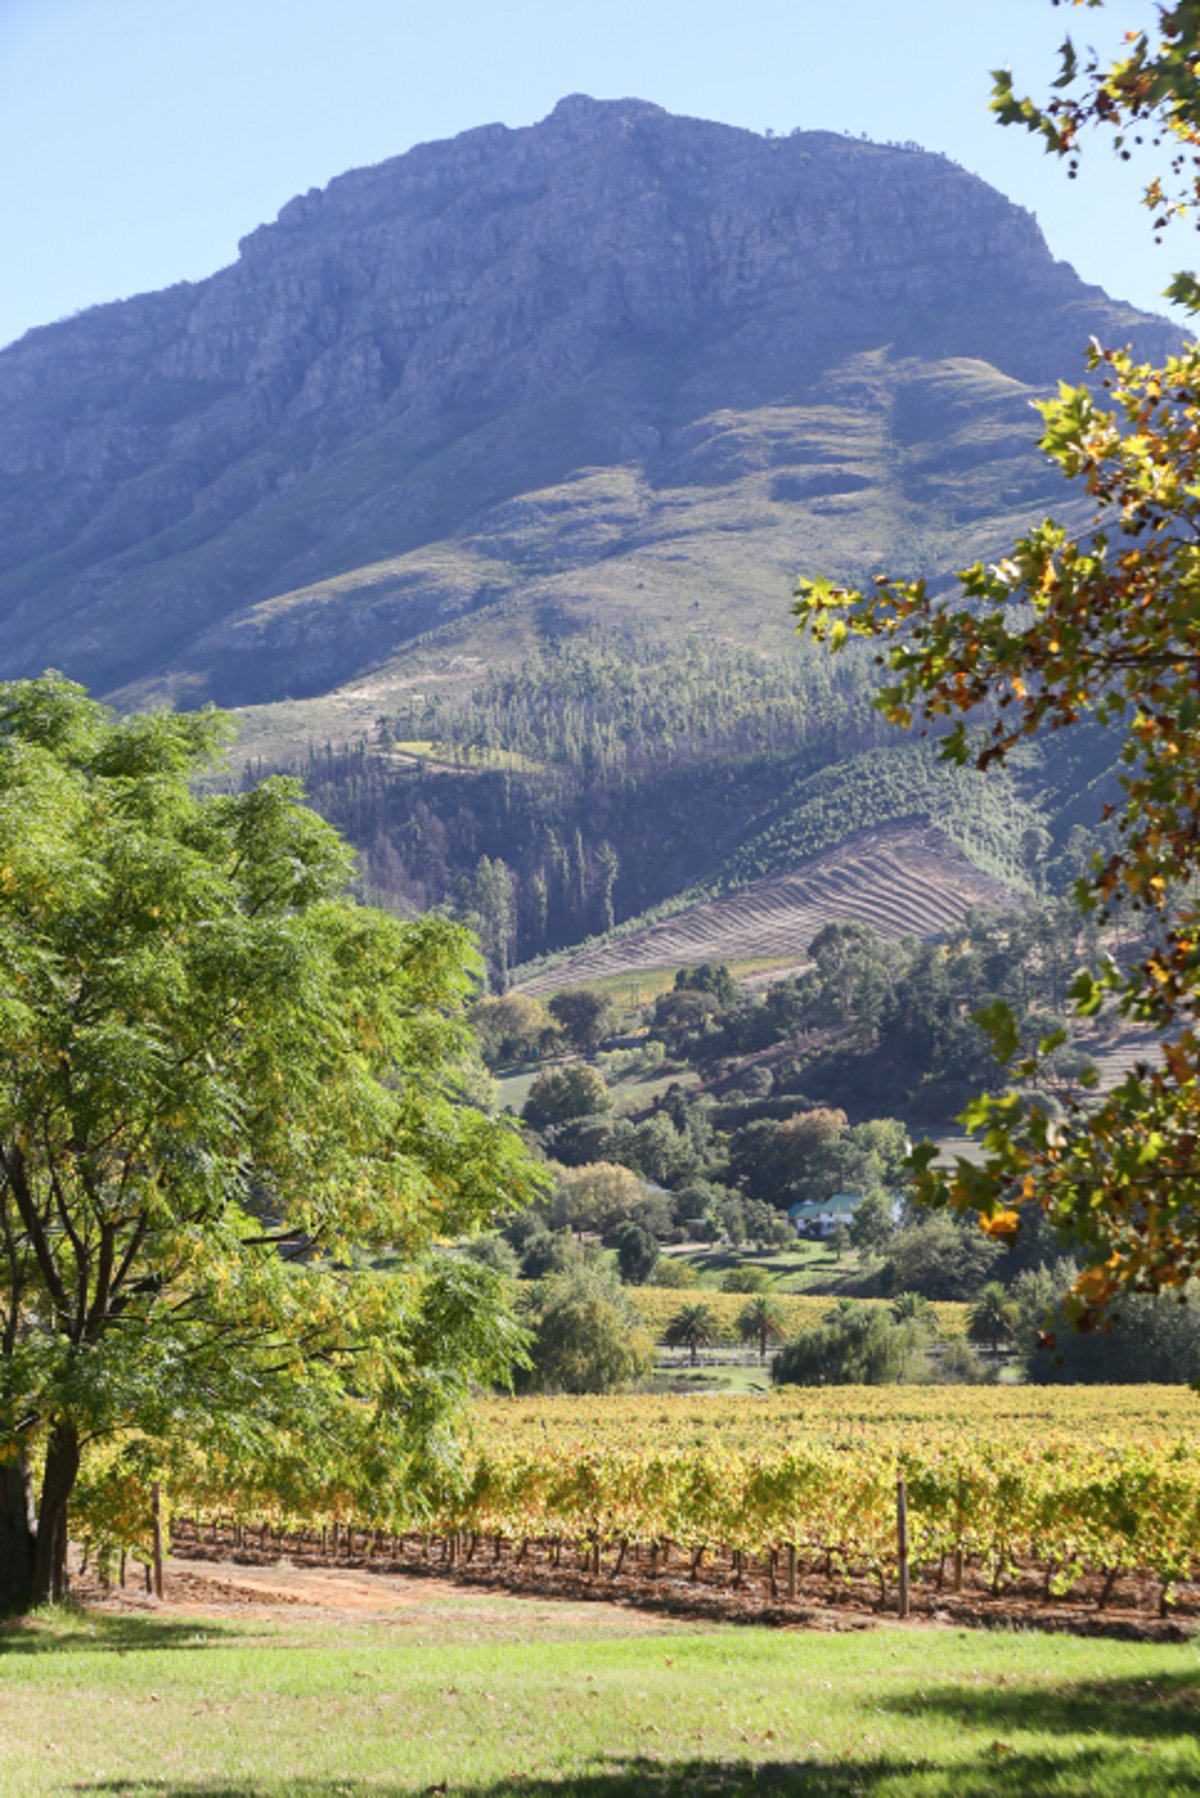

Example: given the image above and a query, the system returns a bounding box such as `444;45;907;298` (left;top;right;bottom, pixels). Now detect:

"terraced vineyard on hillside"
520;823;1017;993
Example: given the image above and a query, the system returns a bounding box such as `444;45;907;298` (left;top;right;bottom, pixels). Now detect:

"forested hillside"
274;630;1113;979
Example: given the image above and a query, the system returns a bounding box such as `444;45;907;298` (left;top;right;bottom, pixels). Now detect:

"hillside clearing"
517;824;1016;994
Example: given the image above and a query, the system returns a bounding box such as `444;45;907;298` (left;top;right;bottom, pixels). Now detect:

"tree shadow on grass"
70;1741;1200;1796
881;1667;1200;1745
0;1609;243;1655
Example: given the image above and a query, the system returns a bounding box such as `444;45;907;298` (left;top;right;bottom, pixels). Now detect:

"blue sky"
0;0;1181;349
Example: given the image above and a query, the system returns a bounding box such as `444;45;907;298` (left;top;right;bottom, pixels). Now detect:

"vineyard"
518;822;1015;994
157;1389;1200;1634
626;1288;968;1340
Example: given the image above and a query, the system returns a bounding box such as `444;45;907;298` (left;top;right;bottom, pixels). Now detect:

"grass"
2;1595;1198;1794
664;1241;842;1290
651;1361;775;1393
492;1063;545;1114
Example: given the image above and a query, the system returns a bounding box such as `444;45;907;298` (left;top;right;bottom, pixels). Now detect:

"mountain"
0;99;1174;975
0;96;1174;718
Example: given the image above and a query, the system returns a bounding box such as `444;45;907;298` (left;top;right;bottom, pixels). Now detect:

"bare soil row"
165;1522;1198;1644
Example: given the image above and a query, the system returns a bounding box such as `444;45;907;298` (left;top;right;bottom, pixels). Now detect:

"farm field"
468;1386;1200;1451
3;1563;1200;1795
518;823;1016;994
163;1388;1200;1638
625;1287;969;1338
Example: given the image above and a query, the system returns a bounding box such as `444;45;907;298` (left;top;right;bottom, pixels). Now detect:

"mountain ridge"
0;96;1177;711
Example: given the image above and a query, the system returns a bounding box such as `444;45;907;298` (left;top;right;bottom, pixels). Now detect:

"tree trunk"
30;1419;80;1605
0;1454;36;1612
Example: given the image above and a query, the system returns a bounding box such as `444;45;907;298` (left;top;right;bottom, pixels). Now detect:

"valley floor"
3;1559;1199;1795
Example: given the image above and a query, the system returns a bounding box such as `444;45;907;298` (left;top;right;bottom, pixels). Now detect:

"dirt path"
72;1554;683;1633
75;1545;1197;1645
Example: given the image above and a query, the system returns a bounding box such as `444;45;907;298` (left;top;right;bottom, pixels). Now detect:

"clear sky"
0;0;1183;350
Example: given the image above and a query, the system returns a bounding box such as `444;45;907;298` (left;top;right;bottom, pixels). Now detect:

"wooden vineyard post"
786;1543;798;1601
954;1473;965;1593
151;1482;165;1600
896;1474;909;1620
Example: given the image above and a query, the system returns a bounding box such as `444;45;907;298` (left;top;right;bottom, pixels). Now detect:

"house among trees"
787;1194;862;1238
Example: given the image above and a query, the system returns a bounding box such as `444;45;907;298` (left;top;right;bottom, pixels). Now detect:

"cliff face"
0;97;1176;703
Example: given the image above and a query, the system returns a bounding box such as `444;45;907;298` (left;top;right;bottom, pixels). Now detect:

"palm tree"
968;1281;1019;1358
736;1294;788;1363
891;1291;938;1335
664;1302;722;1367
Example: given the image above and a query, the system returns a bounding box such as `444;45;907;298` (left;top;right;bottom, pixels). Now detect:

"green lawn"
2;1588;1198;1794
651;1361;775;1393
665;1240;866;1292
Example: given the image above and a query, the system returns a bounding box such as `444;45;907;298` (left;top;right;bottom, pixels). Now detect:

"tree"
649;987;721;1056
771;1302;924;1387
651;1256;697;1289
848;1191;895;1260
0;677;539;1611
736;1294;787;1362
968;1281;1020;1358
550;1160;644;1237
675;962;737;1006
615;1220;660;1285
471;992;556;1067
462;1235;520;1279
526;1264;653;1393
728;1107;849;1204
664;1301;722;1366
521;1063;612;1132
883;1216;1000;1302
463;855;517;989
796;5;1200;1326
548;987;616;1054
891;1290;939;1334
805;920;883;1027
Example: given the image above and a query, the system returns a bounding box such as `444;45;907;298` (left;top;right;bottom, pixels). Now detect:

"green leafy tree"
525;1264;653;1393
728;1107;849;1205
883;1216;1000;1303
796;4;1200;1325
471;992;557;1067
0;678;539;1610
650;1256;697;1289
462;1235;520;1279
890;1290;939;1334
550;1160;644;1237
663;1301;722;1366
547;987;616;1054
463;855;517;989
521;1062;612;1132
848;1191;896;1260
615;1220;660;1285
968;1281;1020;1357
736;1293;787;1362
675;962;737;1006
772;1302;924;1387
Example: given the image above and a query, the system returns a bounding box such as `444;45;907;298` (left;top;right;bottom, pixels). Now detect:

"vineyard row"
163;1439;1200;1620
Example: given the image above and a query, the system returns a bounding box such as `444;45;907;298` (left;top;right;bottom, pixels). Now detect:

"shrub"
772;1302;926;1386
